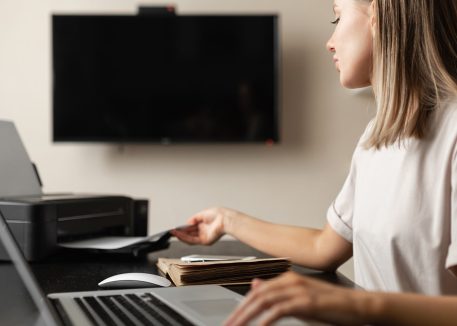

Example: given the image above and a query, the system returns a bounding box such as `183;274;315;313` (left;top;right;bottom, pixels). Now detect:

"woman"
172;0;457;324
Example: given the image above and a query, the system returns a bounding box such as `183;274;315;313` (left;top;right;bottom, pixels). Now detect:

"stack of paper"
157;257;291;286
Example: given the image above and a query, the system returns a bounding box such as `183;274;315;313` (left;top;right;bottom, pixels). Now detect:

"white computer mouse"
98;273;171;289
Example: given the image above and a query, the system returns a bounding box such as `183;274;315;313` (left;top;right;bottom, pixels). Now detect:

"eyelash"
331;18;340;25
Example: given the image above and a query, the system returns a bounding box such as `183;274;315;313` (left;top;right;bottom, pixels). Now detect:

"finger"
258;298;305;326
225;290;262;325
179;224;199;231
189;208;219;224
251;278;263;289
172;229;196;238
170;229;183;237
226;274;310;326
175;225;199;235
186;230;199;236
225;285;292;326
170;224;198;236
171;230;202;245
226;292;289;326
188;213;208;225
246;272;299;296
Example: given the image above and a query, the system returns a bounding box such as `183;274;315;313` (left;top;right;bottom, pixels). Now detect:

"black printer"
0;120;148;261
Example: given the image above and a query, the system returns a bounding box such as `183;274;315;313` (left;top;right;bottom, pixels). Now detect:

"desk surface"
30;240;356;296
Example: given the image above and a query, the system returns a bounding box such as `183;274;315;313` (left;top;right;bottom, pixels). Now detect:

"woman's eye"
331;18;340;25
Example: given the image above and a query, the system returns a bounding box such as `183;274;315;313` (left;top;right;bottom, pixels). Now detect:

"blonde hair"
366;0;457;149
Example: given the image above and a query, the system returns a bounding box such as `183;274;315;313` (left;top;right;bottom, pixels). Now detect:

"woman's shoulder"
354;97;457;152
441;96;457;112
355;119;375;147
435;97;457;126
430;97;457;145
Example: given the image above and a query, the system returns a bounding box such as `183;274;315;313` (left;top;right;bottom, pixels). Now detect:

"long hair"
367;0;457;149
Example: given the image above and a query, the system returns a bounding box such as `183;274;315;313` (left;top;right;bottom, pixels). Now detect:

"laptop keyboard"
69;293;195;326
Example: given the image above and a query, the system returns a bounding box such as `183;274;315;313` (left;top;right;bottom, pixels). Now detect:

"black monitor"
52;14;280;143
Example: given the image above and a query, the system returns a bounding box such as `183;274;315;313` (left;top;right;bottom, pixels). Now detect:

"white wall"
0;0;375;279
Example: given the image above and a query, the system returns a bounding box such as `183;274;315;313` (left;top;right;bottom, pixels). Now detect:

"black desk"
31;240;356;296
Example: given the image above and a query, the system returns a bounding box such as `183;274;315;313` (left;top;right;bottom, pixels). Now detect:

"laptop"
0;120;42;198
0;210;311;325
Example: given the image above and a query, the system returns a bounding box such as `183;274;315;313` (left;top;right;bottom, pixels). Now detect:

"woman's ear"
369;0;376;37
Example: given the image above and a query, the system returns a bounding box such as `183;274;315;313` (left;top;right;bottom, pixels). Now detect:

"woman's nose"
326;37;335;53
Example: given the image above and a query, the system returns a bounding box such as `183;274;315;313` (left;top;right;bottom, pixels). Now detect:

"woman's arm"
224;212;352;271
172;207;352;271
224;272;457;326
372;291;457;326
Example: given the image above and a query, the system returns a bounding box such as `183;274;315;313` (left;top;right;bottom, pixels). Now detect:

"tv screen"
52;14;279;143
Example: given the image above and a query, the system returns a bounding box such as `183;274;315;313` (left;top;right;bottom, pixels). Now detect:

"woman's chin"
340;75;371;89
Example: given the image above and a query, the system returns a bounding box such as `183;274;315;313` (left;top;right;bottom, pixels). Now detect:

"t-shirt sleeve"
326;154;357;243
446;141;457;269
326;122;373;244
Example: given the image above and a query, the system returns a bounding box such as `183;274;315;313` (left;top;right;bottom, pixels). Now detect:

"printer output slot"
58;209;124;222
56;199;133;238
57;225;128;244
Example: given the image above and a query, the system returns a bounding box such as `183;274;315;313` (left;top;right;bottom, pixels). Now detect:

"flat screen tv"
52;14;279;143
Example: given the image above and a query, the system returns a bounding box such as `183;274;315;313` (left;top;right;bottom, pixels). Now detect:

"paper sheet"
59;231;168;250
58;225;191;250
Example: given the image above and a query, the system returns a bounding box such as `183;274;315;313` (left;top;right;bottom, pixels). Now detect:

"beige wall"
0;0;375;278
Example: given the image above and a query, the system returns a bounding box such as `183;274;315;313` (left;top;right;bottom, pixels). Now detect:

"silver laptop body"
49;285;246;326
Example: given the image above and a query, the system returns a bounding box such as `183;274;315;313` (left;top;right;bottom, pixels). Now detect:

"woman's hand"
170;207;237;245
224;271;371;326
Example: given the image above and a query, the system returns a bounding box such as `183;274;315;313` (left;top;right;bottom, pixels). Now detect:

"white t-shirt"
327;99;457;295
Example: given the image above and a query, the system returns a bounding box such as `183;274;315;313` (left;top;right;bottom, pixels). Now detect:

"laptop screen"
0;120;42;197
0;210;58;325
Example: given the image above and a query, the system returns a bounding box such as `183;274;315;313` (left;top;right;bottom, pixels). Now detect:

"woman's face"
327;0;373;88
